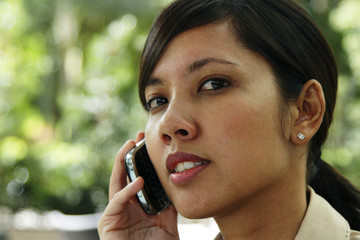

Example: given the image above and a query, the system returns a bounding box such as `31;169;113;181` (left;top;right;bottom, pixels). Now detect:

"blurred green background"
0;0;360;215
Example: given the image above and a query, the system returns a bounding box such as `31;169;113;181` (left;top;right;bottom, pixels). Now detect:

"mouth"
174;161;207;173
166;152;210;184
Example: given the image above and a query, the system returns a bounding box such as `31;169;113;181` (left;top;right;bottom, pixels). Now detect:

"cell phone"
124;139;171;215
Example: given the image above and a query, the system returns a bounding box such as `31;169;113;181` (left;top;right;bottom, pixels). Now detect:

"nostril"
162;134;172;142
176;129;189;136
161;129;191;144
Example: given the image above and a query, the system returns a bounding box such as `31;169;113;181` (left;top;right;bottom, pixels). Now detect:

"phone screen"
125;139;171;215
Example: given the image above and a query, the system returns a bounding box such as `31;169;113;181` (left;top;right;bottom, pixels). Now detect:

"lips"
166;152;210;184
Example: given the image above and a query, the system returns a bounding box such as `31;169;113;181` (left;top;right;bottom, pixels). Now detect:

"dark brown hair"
138;0;360;229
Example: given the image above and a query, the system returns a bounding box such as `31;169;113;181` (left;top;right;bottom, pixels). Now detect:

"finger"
135;131;145;143
109;140;136;200
105;177;145;216
98;177;144;234
159;205;179;237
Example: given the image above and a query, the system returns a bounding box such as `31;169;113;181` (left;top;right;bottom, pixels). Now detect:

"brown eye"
200;78;230;91
146;97;168;111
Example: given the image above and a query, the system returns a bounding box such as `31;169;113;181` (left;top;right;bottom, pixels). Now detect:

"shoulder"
351;230;360;239
214;233;222;240
295;187;356;240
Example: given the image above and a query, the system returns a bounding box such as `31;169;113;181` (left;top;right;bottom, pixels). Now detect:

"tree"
0;0;359;215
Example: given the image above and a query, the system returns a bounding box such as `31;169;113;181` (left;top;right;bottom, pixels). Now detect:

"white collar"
295;187;351;240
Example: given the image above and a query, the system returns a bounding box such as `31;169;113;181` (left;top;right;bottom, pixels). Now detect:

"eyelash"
146;97;168;111
199;77;231;91
145;77;231;111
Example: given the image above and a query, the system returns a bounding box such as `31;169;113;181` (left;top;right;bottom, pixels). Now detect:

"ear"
291;79;326;145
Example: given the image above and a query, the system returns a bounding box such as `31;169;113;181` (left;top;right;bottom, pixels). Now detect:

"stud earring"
297;132;305;140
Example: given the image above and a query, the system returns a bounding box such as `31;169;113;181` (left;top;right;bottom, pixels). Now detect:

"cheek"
208;96;284;164
145;119;160;160
208;99;273;141
145;118;168;174
145;119;156;143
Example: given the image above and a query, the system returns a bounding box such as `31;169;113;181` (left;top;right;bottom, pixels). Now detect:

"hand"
97;132;179;240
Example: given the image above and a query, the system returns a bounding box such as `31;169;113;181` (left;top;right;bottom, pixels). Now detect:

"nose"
158;102;198;145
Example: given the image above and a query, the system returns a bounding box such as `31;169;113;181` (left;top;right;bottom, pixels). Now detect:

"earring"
297;132;305;140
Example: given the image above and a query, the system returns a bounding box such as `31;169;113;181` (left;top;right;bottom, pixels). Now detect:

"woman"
98;0;360;239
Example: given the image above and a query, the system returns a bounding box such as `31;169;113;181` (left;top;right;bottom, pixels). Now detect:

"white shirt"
295;187;360;240
214;187;360;240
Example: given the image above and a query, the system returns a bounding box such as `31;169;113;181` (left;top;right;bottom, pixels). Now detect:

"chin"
177;208;211;220
173;199;217;220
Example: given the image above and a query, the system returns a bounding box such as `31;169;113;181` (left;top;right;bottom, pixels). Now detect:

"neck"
214;180;308;240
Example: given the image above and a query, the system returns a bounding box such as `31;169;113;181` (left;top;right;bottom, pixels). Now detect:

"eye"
200;77;230;91
146;97;168;111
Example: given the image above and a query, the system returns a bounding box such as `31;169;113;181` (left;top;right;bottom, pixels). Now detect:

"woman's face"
144;22;297;219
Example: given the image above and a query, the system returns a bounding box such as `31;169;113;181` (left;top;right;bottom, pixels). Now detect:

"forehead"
151;22;238;75
146;22;273;87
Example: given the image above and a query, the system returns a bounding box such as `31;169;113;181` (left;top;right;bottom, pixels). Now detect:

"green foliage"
322;0;360;187
0;0;164;214
0;0;359;215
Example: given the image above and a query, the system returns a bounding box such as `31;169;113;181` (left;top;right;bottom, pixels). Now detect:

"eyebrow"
145;57;238;89
187;57;237;73
145;77;163;88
